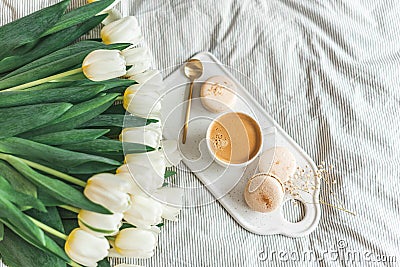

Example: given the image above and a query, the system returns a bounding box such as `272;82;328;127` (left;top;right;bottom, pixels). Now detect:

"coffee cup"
206;112;263;167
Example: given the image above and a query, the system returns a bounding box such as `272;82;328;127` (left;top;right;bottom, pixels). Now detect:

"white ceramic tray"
161;52;320;237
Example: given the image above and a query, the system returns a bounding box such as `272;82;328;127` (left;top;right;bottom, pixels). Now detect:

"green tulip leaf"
27;207;65;234
19;80;78;91
37;189;65;207
0;228;66;267
43;0;116;36
0;0;70;60
0;194;45;246
78;77;137;90
0;220;70;265
98;258;112;267
0;103;72;139
68;163;119;174
0;175;46;212
1;154;111;214
165;170;177;178
60;139;154;155
0;84;106;108
58;209;77;220
26;94;119;135
28;129;110;146
61;219;79;236
0;14;107;74
83;114;158;128
0;160;37;197
0;137;120;177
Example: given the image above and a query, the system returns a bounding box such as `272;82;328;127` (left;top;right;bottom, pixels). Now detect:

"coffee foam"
209;112;262;164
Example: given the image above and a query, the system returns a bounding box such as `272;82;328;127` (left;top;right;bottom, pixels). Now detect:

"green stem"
59;205;81;214
30;216;84;267
68;262;83;267
28;216;68;240
17;156;86;187
3;68;82;92
115;96;124;101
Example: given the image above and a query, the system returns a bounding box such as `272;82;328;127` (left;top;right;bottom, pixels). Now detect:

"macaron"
200;75;237;113
258;146;296;183
244;173;284;213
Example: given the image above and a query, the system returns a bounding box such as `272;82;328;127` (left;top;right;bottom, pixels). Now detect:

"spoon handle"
182;80;194;144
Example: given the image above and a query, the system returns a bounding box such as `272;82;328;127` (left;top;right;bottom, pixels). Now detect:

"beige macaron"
258;146;296;183
244;173;284;213
200;75;237;113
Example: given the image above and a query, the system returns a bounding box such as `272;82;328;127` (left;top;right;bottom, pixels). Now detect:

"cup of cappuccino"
206;112;263;167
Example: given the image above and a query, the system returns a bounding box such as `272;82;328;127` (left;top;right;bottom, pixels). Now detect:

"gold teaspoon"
182;59;203;144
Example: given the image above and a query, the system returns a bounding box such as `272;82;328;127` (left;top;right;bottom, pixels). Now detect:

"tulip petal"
117;164;164;193
123;195;163;229
153;187;184;221
121;47;152;66
115;172;147;196
129;69;162;85
82;49;127;81
101;16;143;45
120;122;162;148
84;173;132;213
112;228;157;259
102;8;122;25
161;140;182;167
65;228;109;267
124;150;166;187
123;91;162;119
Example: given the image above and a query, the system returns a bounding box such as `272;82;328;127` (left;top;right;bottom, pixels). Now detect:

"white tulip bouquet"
0;1;182;267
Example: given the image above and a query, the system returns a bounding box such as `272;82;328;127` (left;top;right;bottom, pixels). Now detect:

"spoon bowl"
184;59;203;80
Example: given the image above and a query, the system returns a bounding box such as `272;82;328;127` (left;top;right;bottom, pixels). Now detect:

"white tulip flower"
116;165;162;195
116;151;166;192
153;187;184;221
84;173;131;213
125;150;166;178
128;69;163;85
82;49;126;81
123;195;163;229
121;47;153;76
114;171;145;196
109;228;158;258
101;16;143;45
123;85;162;119
161;140;182;167
78;210;123;237
120;122;162;148
124;150;166;189
123;69;164;118
65;228;109;267
102;8;122;25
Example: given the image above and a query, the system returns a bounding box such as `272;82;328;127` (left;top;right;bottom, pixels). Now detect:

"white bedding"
1;0;399;266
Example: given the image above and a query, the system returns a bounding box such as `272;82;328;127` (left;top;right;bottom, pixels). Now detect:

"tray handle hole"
282;199;305;223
